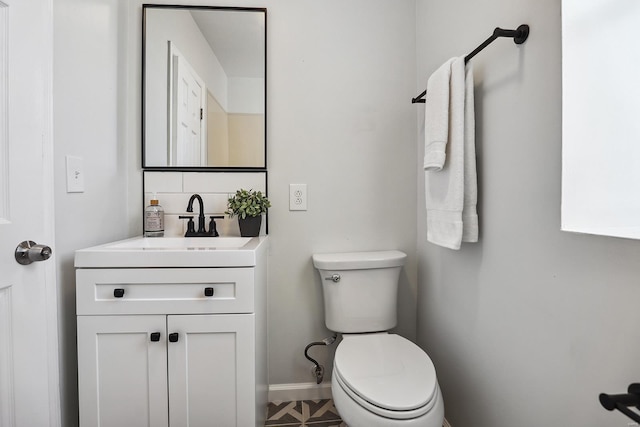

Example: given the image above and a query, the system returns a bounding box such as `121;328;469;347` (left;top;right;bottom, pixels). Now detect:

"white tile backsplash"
144;172;183;193
143;171;267;237
183;172;266;193
163;214;185;237
143;193;230;215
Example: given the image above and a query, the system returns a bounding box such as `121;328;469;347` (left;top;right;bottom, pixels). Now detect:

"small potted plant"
225;189;271;237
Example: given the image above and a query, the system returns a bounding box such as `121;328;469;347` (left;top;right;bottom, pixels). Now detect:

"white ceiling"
191;9;265;79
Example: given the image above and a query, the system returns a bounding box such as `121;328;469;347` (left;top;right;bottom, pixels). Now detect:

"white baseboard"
268;382;333;402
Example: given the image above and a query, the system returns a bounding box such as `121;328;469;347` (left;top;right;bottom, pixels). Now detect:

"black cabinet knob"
113;288;125;298
150;332;161;342
169;333;179;343
204;287;215;297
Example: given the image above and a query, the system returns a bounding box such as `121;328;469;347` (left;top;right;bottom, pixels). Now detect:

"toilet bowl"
312;251;445;427
331;333;444;427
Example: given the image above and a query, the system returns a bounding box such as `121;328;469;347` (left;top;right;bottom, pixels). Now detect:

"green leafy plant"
225;189;271;219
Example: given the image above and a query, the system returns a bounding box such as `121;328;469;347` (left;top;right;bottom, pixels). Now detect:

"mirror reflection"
143;5;266;168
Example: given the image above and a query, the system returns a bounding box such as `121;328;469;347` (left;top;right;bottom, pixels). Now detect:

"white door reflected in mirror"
169;42;206;166
561;0;640;239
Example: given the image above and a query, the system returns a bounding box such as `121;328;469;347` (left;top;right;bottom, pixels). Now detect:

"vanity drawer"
76;268;255;315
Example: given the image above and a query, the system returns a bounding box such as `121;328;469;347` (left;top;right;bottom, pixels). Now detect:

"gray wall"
416;1;640;426
53;0;138;425
264;0;418;385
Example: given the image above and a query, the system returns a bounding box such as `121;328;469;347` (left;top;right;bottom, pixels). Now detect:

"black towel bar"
412;24;530;104
600;383;640;423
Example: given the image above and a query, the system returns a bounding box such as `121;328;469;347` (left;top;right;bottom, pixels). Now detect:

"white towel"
462;64;478;243
424;58;456;171
424;57;478;249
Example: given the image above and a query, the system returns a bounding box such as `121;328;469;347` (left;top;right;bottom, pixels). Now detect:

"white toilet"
312;250;444;427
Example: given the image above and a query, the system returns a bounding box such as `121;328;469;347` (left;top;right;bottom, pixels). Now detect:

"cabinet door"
167;314;255;427
77;315;169;427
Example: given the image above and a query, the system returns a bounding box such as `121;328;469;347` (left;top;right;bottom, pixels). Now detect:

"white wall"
53;0;136;426
416;1;640;426
228;77;264;114
265;0;418;385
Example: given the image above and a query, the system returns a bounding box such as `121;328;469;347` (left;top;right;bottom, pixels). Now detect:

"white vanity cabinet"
75;237;268;427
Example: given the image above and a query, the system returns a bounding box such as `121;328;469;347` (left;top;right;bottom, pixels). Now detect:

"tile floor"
265;399;448;427
265;399;347;427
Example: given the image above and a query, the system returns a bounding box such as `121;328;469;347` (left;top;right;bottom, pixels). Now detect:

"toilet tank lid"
312;250;406;270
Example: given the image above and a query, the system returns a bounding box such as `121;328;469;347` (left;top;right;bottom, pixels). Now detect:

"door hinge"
200;108;203;120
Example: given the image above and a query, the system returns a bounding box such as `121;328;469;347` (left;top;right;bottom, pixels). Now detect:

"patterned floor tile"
305;399;341;423
265;400;304;426
266;398;444;427
266;399;345;427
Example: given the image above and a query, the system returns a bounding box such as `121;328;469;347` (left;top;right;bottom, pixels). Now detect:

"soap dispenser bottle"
144;194;164;237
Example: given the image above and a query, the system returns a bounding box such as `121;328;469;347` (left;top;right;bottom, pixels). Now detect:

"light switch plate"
66;155;84;193
289;184;307;211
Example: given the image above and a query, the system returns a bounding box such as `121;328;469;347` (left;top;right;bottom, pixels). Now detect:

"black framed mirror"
142;4;266;169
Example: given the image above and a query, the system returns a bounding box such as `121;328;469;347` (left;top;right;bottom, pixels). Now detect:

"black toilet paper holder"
600;383;640;423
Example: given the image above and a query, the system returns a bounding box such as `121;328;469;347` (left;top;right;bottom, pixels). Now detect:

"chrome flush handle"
324;274;340;283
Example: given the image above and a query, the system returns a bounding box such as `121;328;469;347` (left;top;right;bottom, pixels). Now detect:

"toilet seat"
333;334;438;420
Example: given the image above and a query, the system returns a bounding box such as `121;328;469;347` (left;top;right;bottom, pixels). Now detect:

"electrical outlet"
289;184;307;211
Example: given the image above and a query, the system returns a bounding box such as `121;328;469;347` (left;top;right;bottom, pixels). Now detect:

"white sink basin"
75;236;267;268
104;237;252;250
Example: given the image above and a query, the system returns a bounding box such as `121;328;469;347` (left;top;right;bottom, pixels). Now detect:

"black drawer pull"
169;333;179;343
113;288;125;298
204;287;215;297
150;332;161;342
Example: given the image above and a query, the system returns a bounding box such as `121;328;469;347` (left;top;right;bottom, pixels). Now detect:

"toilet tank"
312;250;407;333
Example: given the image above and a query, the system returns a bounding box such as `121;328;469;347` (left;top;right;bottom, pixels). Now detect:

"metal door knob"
15;241;52;265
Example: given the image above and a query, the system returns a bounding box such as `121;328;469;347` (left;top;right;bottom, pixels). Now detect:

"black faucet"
208;216;221;237
182;194;224;237
186;194;207;235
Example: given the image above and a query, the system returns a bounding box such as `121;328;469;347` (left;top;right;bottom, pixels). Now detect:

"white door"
169;43;206;166
0;0;59;427
167;314;255;427
76;315;169;427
